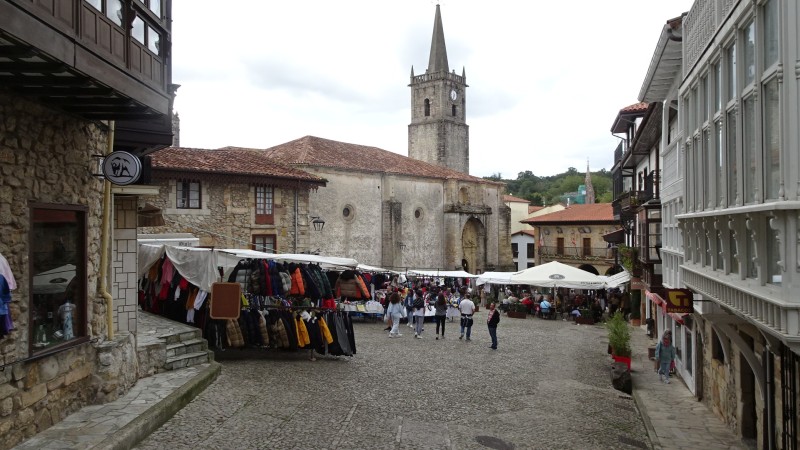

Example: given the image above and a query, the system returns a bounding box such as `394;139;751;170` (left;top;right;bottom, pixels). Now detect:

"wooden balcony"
0;0;174;154
538;246;616;264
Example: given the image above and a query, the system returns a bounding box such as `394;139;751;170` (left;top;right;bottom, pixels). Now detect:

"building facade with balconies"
673;0;800;447
0;1;175;447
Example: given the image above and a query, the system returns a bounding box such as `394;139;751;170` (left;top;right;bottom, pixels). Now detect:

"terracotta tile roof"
512;229;537;237
521;203;615;224
620;102;649;113
528;205;544;214
150;147;326;184
503;195;530;203
260;136;502;185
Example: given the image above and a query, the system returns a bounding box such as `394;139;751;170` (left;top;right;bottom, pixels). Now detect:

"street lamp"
310;216;325;232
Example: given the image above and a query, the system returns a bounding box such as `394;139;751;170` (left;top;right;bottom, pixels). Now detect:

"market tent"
216;249;359;271
599;269;631;288
475;271;515;286
357;264;401;275
509;261;605;289
32;264;76;295
406;269;477;278
137;244;217;292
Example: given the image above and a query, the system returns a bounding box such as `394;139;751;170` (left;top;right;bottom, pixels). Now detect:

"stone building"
141;147;326;253
0;1;175;448
522;203;618;275
263;136;513;273
631;1;800;447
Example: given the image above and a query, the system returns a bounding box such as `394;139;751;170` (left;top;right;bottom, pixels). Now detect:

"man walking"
486;302;500;349
458;290;475;341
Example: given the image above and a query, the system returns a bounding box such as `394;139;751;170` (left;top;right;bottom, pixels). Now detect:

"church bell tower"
408;4;469;174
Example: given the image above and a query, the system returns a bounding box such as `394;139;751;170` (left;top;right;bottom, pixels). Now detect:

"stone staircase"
136;311;214;378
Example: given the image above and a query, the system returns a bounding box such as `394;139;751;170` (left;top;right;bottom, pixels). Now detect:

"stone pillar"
113;197;139;333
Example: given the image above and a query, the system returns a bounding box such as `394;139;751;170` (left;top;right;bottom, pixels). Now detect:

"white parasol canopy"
599;269;631;288
509;261;605;289
475;271;515;286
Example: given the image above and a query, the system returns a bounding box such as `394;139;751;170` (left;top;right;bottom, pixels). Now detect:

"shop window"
252;234;275;254
30;205;88;355
712;329;726;364
177;180;201;209
255;185;274;225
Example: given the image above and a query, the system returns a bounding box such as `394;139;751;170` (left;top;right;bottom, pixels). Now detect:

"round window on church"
414;208;424;219
342;204;355;222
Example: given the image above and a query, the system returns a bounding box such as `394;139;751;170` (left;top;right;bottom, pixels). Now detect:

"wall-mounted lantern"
310;216;325;232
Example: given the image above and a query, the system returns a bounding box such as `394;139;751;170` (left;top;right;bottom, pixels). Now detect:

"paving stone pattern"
135;315;649;449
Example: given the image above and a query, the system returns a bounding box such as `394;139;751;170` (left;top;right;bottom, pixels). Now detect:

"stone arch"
577;263;599;275
461;217;485;274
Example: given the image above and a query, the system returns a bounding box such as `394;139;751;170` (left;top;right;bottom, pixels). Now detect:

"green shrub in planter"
605;312;631;357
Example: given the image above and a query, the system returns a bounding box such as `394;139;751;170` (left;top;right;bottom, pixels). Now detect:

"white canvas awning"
138;244;219;292
216;249;359;270
406;270;477;278
599;269;632;288
509;261;605;289
475;271;515;286
357;264;401;274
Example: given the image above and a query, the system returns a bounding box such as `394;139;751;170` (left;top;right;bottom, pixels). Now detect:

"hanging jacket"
318;316;334;344
295;315;311;347
354;274;370;299
225;319;244;348
257;313;270;347
290;267;306;296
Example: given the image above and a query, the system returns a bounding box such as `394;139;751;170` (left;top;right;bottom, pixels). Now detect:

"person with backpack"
486;302;500;350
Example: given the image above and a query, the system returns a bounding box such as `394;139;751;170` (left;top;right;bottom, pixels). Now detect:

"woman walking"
486;302;500;349
655;330;676;384
386;292;404;338
434;292;447;340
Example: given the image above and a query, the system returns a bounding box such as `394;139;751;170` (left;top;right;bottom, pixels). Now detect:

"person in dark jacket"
434;292;448;340
486;302;500;350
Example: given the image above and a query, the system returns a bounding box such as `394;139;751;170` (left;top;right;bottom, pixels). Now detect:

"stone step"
166;338;208;358
165;351;210;371
162;329;203;345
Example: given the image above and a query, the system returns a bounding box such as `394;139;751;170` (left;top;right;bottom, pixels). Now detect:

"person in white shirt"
458;292;475;341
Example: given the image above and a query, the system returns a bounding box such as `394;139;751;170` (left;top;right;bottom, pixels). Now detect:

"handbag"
400;307;407;318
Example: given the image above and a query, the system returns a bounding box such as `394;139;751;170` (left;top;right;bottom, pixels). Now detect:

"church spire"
427;4;449;74
584;159;595;204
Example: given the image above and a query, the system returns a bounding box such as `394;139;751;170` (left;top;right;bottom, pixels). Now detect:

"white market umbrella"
509;261;605;289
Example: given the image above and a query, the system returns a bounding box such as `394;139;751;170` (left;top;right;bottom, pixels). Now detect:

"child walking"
655;330;676;384
386;292;404;338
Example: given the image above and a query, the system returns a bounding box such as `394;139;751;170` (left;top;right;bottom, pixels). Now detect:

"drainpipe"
99;121;115;340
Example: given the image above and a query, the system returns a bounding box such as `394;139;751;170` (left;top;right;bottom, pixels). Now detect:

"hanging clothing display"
0;252;16;338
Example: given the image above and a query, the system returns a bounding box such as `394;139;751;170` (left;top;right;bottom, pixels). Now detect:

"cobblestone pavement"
136;314;649;450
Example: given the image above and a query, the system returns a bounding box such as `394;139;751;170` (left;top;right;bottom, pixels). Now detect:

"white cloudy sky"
171;0;695;178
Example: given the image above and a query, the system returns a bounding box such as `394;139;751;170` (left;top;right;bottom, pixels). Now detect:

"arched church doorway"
461;218;485;274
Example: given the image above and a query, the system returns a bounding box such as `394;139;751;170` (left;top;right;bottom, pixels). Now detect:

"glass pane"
703;129;710;207
700;76;708;122
132;16;145;44
763;0;779;68
727;44;736;102
747;232;758;279
743;96;756;203
763;78;780;200
147;26;160;54
726;110;737;203
743;21;755;86
729;234;738;274
85;0;102;11
106;0;123;26
715;64;722;112
31;208;85;352
149;0;161;17
767;217;781;285
715;120;723;205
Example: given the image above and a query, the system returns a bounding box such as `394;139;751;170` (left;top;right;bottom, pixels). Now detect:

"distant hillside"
485;168;613;206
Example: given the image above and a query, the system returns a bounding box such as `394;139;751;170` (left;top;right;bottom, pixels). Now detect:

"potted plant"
507;302;527;319
606;312;632;371
574;308;594;325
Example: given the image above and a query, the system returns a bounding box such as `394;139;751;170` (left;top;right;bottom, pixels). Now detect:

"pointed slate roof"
427;4;449;73
261;136;501;185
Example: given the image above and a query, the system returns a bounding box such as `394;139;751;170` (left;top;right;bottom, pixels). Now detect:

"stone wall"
0;92;138;449
142;179;311;253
